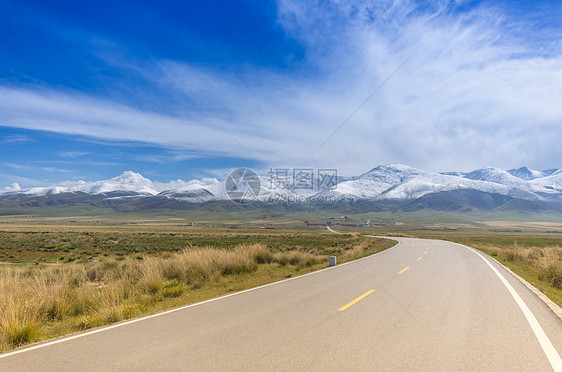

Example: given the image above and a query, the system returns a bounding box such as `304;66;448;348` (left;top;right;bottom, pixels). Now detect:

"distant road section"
326;225;341;234
2;237;562;371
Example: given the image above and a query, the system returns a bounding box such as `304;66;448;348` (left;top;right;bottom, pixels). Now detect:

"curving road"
1;237;562;371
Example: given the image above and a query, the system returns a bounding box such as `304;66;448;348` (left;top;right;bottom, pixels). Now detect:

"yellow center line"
417;257;422;261
424;251;427;254
398;266;410;274
338;290;375;311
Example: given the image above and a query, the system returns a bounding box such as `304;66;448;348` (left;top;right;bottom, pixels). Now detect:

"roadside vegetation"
0;227;394;352
451;236;562;307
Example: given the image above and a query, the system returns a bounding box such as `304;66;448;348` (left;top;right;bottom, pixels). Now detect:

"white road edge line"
491;256;562;320
0;235;399;359
451;241;562;372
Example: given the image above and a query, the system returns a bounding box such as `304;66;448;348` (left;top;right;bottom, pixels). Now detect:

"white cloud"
3;183;21;192
0;0;561;174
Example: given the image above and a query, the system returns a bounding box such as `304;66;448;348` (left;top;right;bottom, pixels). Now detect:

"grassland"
0;223;394;352
1;212;561;353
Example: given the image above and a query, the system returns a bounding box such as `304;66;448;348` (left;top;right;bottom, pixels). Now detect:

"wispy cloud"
85;161;124;167
41;167;74;173
0;86;250;158
31;159;124;167
57;151;89;158
1;0;561;174
0;172;46;187
0;134;34;145
3;163;32;170
133;151;201;164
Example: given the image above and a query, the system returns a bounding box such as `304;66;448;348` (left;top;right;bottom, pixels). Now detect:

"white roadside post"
329;256;337;267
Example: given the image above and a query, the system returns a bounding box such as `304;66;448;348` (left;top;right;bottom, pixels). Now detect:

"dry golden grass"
475;242;562;290
0;244;267;350
0;237;394;351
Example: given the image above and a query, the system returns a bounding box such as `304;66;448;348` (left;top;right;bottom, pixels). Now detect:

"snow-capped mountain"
158;178;226;203
1;165;561;212
529;170;562;192
9;171;160;197
323;164;560;202
464;167;529;187
507;166;546;181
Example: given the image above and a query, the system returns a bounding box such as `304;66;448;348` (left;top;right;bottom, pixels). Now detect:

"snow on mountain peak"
7;171;160;197
328;164;559;202
507;167;545;180
464;167;527;186
530;170;562;192
1;165;561;204
358;164;423;181
362;163;418;174
157;177;224;202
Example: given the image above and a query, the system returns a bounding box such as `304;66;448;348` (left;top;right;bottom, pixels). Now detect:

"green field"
0;226;369;263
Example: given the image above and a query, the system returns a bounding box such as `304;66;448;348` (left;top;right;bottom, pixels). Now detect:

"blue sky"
1;0;562;189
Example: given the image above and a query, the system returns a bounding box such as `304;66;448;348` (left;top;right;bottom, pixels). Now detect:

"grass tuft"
0;229;394;351
162;280;185;298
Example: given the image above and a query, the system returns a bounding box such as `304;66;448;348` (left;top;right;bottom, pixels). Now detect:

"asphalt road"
2;237;562;371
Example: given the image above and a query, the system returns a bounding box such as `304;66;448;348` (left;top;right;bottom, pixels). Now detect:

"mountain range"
1;165;561;214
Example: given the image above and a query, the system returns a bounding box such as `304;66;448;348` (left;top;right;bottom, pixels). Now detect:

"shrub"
0;296;40;349
162;280;185;298
540;265;562;289
251;245;273;264
74;314;103;331
5;321;38;348
505;253;517;262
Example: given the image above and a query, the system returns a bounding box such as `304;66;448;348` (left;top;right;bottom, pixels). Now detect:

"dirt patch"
481;221;562;230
